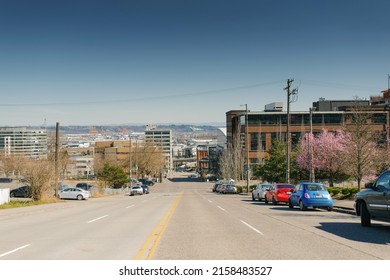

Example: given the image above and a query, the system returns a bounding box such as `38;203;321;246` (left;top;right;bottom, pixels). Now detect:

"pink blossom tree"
297;129;347;186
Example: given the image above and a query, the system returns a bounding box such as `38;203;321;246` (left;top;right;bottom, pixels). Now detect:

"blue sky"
0;0;389;126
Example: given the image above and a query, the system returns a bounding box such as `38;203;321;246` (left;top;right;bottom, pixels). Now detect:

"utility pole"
54;122;60;198
309;107;315;182
284;79;298;184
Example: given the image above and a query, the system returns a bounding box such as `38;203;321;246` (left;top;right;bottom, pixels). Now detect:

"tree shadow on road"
316;222;390;245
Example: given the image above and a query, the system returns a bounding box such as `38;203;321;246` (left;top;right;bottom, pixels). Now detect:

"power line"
0;80;285;107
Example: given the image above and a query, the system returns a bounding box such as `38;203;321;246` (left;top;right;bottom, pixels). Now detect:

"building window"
250;133;259;151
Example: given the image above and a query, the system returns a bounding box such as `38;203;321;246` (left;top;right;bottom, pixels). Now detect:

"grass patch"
0;198;61;209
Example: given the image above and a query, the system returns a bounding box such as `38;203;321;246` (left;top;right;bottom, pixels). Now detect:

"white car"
59;187;90;200
130;185;144;196
252;184;272;201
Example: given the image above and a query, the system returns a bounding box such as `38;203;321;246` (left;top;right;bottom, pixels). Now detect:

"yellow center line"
134;191;183;260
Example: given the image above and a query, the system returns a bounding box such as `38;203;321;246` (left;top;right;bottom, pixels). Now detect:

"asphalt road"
1;173;389;260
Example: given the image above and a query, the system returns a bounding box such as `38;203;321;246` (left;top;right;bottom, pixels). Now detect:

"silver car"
59;187;90;200
223;184;237;194
130;185;144;196
252;184;272;201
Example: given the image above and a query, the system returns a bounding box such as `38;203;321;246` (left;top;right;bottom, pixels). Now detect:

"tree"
342;100;381;190
98;163;129;188
255;140;287;183
296;129;348;186
218;128;244;180
0;155;26;178
22;159;54;201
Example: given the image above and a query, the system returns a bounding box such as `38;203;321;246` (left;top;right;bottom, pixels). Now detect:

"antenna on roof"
42;118;47;129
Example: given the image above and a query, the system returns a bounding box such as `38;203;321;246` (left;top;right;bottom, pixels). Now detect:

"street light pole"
241;104;250;192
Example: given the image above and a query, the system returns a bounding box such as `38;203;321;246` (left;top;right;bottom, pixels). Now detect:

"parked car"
212;183;222;192
223;184;237;194
0;177;13;183
264;183;295;205
188;173;199;178
59;187;90;200
252;183;272;201
289;182;333;211
355;170;390;227
75;182;93;191
219;184;227;194
216;184;224;193
141;185;149;194
10;186;32;198
130;185;144;196
139;178;155;186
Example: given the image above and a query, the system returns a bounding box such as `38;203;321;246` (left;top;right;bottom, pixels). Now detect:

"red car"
264;183;295;205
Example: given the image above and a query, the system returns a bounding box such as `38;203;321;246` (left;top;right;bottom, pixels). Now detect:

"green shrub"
236;186;243;193
341;188;350;195
330;188;341;195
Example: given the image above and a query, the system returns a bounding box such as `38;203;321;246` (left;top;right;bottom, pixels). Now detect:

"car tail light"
304;193;310;199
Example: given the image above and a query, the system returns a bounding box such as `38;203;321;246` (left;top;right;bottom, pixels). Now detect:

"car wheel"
327;207;333;212
360;202;371;227
288;199;293;209
252;193;255;201
299;200;307;211
264;196;268;204
10;192;15;198
77;195;83;200
272;196;277;205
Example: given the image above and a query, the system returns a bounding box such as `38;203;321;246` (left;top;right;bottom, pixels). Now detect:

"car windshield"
306;184;327;191
261;185;272;189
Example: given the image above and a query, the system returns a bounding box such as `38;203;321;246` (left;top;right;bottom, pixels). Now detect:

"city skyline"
1;0;389;126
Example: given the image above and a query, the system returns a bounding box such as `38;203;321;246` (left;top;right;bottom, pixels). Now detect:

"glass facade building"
0;127;48;158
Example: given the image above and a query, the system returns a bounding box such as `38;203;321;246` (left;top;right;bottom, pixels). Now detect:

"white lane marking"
0;244;31;258
240;220;264;236
217;206;227;212
208;200;213;203
126;205;135;209
87;215;109;224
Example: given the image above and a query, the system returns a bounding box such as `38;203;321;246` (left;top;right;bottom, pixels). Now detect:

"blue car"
289;182;333;211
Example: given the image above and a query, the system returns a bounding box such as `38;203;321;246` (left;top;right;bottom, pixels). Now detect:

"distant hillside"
43;124;224;134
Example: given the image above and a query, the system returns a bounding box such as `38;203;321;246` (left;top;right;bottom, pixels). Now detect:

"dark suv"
355;170;390;227
75;182;93;191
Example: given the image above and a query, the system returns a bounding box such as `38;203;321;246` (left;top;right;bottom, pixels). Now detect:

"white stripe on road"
217;206;227;212
126;205;135;209
240;220;264;236
208;200;213;203
0;244;30;258
87;215;109;224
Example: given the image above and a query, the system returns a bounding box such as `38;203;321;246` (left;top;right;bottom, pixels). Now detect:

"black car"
141;185;149;194
10;186;32;198
0;177;13;183
75;182;93;191
355;170;390;227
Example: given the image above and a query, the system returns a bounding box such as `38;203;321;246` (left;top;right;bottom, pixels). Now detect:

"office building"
0;127;48;158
